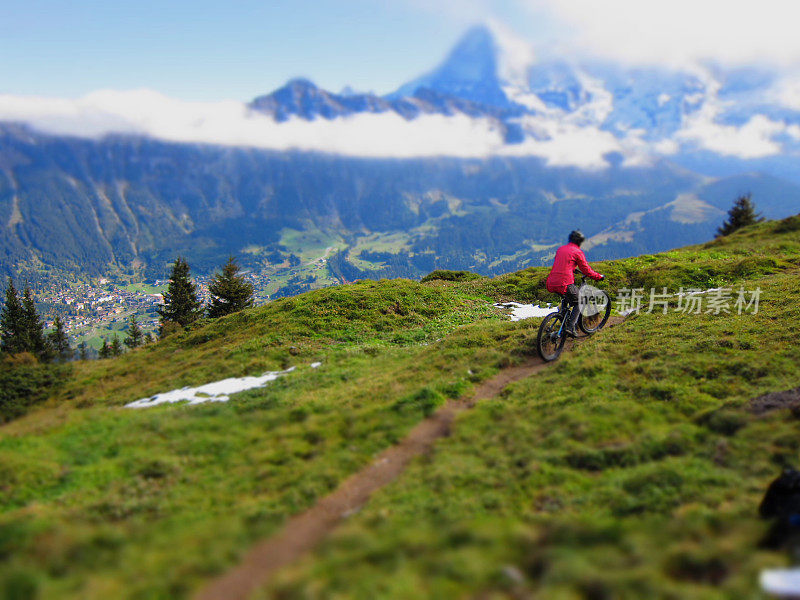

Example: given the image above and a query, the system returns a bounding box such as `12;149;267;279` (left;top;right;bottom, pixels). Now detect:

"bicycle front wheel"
537;312;567;361
579;290;611;335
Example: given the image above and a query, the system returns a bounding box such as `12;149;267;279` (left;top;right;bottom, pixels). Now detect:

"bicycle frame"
555;297;570;336
539;274;608;361
558;271;586;337
554;275;593;337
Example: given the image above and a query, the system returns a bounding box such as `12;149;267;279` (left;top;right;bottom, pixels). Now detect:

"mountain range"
1;24;799;292
247;25;800;174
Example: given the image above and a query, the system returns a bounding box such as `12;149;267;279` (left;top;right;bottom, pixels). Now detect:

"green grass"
56;278;507;407
119;283;165;295
71;321;134;350
2;215;800;599
278;227;344;264
349;231;413;256
262;271;800;598
457;214;800;304
0;279;532;599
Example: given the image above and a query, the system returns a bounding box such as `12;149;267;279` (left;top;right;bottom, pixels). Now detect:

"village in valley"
30;251;339;352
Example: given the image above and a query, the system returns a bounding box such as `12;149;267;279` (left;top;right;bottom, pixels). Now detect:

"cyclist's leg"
564;284;580;335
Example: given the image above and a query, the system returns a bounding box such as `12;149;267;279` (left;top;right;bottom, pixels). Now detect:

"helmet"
568;230;585;245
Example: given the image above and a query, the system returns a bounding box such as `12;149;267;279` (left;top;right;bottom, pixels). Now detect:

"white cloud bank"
0;90;508;159
0;88;634;167
0;79;796;167
521;0;800;67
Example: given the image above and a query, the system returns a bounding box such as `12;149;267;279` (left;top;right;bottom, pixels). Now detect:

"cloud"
0;90;508;158
519;0;800;67
677;113;785;158
505;118;626;168
0;82;794;166
0;88;635;166
667;71;787;157
772;76;800;110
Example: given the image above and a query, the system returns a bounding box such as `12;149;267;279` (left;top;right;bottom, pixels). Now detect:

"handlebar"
579;274;604;284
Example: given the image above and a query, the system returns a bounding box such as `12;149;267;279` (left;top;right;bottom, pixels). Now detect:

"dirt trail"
194;317;624;600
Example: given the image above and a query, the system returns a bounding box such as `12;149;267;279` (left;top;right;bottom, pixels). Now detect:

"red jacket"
545;243;602;294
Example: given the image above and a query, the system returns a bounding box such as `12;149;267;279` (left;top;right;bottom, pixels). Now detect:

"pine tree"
158;257;203;335
77;341;88;361
111;334;123;357
717;194;764;237
124;314;144;349
207;256;254;318
48;314;72;361
99;339;111;359
21;285;49;360
0;278;26;354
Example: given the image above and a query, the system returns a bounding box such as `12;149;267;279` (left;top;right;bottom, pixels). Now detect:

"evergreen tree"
111;334;123;357
48;314;72;361
77;341;88;361
207;256;254;318
158;257;202;335
124;314;144;349
21;285;49;359
0;278;26;354
99;339;111;359
717;194;764;237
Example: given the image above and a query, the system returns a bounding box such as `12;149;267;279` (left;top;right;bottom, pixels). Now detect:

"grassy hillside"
1;215;799;599
264;272;800;599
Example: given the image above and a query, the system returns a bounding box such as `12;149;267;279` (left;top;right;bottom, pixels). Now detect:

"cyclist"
545;230;604;337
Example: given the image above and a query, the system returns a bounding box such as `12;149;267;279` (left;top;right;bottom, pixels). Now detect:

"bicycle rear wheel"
579;290;612;334
537;312;567;361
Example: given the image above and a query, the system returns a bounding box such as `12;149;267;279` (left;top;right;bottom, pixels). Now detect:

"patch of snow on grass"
761;568;800;596
494;302;554;321
125;367;296;408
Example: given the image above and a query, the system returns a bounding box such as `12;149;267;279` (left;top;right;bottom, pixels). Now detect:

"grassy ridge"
457;214;800;304
1;215;799;598
54;279;502;408
262;230;800;598
0;281;536;599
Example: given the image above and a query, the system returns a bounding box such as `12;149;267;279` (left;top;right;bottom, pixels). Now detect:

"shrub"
391;387;444;417
421;270;483;283
0;357;69;423
774;214;800;233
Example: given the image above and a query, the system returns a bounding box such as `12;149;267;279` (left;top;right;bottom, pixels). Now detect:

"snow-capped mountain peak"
390;25;513;107
5;23;798;172
484;20;537;101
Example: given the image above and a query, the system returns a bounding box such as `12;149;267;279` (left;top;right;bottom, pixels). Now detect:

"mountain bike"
537;276;611;362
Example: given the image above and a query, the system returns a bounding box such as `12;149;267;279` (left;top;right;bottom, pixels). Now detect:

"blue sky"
4;0;800;101
0;0;530;100
1;1;800;165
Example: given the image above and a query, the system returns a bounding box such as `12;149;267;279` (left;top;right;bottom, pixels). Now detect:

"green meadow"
1;215;799;599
